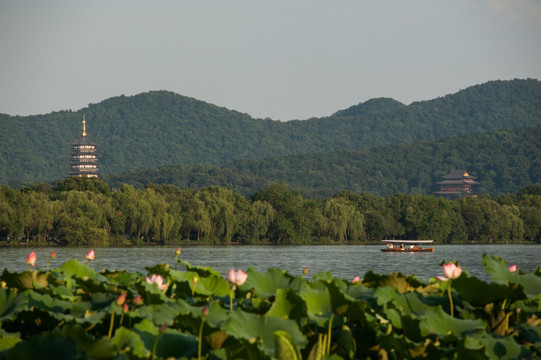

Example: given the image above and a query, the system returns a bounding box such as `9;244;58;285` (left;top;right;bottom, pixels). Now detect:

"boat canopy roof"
381;240;434;244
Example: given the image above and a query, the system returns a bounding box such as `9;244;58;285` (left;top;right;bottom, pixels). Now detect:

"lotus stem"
152;335;160;360
119;312;126;327
108;306;116;338
229;287;235;310
326;313;335;355
198;318;205;360
447;280;454;318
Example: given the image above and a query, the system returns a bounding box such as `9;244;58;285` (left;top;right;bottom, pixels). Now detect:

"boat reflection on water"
381;240;435;253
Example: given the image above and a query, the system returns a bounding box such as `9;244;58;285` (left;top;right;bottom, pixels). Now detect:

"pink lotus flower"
175;247;181;256
227;269;248;287
508;264;517;272
352;276;361;283
26;251;37;267
86;249;95;261
146;274;168;291
436;262;462;281
50;250;57;259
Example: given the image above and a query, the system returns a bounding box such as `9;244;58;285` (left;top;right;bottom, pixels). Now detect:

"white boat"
381;240;435;252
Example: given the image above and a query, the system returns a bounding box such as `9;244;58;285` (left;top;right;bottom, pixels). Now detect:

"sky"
1;1;541;121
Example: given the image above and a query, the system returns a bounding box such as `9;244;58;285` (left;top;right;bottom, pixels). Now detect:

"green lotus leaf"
336;324;356;359
0;269;48;290
48;284;77;301
27;292;73;314
452;274;524;306
311;271;334;282
134;300;192;326
178;259;223;278
299;281;333;326
376;332;421;360
266;288;306;323
458;331;523;360
59;259;107;283
274;330;302;360
132;318;198;359
0;288;26;323
0;329;21;352
0;333;79;360
376;285;445;317
363;271;424;293
517;273;541;298
112;326;151;358
241;267;299;298
205;301;231;328
145;263;171;277
482;255;541;298
483;254;519;283
419;306;485;337
61;324;118;359
103;269;141;288
222;310;307;357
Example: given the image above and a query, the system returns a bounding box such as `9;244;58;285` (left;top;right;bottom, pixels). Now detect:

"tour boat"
380;240;434;252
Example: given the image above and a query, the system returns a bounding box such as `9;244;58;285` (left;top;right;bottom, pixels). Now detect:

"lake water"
1;245;539;282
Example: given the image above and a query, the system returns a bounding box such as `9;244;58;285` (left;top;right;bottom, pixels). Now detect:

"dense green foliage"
1;179;540;246
1;79;540;185
104;125;541;198
1;254;540;359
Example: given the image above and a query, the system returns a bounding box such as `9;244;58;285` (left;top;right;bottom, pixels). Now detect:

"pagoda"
68;115;99;178
436;169;478;199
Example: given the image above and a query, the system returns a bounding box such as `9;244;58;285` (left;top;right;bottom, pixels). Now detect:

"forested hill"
1;78;541;185
103;124;541;198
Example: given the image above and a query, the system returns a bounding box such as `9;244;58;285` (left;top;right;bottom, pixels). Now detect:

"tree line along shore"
1;178;540;246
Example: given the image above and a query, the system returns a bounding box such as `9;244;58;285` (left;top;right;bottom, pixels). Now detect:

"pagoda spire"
82;115;87;137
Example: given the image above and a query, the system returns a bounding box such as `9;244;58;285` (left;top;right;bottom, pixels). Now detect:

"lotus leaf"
134;300;192;326
61;324;118;359
242;267;299;298
0;333;79;360
0;269;48;290
419;306;485;337
132;318;198;359
112;326;151;358
223;309;307;357
299;281;333;326
363;271;425;293
458;331;524;360
59;259;107;283
0;330;20;351
266;288;306;323
0;288;25;323
274;330;302;360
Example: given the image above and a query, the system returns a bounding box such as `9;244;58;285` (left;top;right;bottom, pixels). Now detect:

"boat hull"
381;247;434;253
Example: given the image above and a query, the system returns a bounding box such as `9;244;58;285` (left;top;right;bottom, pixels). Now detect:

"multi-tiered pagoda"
68;116;99;178
436;169;478;199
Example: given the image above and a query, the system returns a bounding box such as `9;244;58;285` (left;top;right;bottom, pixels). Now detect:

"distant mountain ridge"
103;124;541;197
1;78;540;186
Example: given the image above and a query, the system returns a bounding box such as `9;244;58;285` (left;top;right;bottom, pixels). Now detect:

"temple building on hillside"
68;115;99;178
435;169;479;199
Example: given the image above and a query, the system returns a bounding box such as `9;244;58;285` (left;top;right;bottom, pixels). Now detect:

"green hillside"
103;125;541;197
1;78;540;185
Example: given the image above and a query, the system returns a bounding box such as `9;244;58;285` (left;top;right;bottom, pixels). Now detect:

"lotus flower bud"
86;249;95;261
26;251;37;267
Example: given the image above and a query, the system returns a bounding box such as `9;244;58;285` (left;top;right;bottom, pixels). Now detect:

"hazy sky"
1;1;541;121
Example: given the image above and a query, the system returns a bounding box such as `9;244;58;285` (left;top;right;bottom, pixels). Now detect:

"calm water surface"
1;245;539;281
